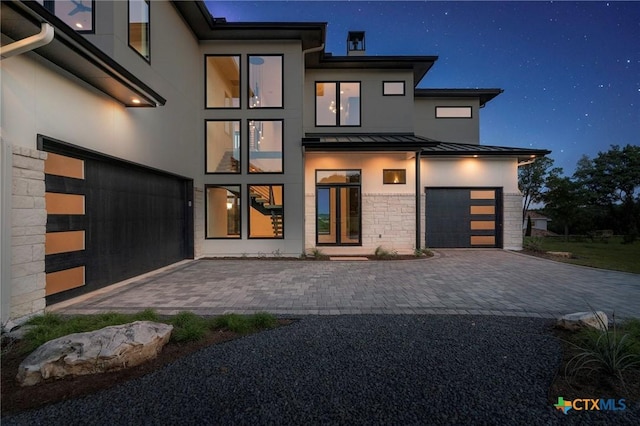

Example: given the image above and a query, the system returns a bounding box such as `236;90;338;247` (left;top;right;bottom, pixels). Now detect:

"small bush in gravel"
566;313;640;383
250;312;278;330
212;313;253;334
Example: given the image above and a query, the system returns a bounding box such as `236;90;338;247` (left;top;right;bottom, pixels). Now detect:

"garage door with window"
425;187;502;248
41;137;194;305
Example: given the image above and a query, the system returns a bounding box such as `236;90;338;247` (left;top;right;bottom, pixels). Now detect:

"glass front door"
316;186;360;245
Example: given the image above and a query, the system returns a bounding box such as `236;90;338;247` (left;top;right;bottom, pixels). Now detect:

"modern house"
1;0;550;324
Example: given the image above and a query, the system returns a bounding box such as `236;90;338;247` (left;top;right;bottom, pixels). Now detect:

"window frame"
204;54;242;110
41;0;96;34
382;81;405;96
247;119;284;174
128;0;150;62
315;169;362;246
247;54;284;109
204;185;242;239
315;81;361;127
205;119;242;175
383;169;407;185
248;184;284;239
435;106;473;119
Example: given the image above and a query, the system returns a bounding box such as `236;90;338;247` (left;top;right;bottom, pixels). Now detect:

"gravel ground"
3;315;639;425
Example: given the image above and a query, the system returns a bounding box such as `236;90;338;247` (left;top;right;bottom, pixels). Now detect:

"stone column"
10;146;47;321
503;192;523;250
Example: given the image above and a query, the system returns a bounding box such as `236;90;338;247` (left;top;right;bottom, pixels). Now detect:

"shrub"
374;246;398;259
523;237;545;252
414;248;434;258
565;312;640;383
308;247;328;260
169;311;209;343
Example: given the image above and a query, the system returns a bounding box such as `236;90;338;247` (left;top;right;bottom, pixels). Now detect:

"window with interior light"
206;120;241;174
383;169;406;184
128;0;150;61
206;185;241;238
315;82;361;126
248;120;283;173
206;55;240;108
38;0;94;33
248;185;284;238
248;55;283;108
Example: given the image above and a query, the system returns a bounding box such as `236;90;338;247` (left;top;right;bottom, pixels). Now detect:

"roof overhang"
303;134;438;152
308;56;438;87
415;88;503;107
420;142;551;162
172;1;325;51
1;1;165;107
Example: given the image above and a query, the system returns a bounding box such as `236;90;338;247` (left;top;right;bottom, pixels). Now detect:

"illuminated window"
249;185;283;238
315;82;360;126
206;120;240;173
38;0;94;32
206;185;241;238
383;169;406;184
129;0;150;61
248;120;283;173
248;55;283;108
206;55;240;108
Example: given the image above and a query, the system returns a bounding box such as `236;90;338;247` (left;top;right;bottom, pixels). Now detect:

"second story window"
38;0;94;32
206;55;240;108
315;82;361;127
129;0;150;61
248;55;283;108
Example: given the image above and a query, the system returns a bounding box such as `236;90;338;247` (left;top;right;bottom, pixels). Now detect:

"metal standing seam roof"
302;134;551;158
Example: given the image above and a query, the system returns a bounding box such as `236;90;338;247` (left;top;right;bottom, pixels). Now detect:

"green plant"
565;312;640;384
413;247;434;258
523;236;545;252
271;249;283;258
169;311;209;342
212;312;277;334
308;247;328;260
374;246;398;259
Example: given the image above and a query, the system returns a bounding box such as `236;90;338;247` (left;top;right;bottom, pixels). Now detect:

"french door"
316;186;361;245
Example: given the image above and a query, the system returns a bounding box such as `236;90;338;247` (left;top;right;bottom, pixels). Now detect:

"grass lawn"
527;236;640;274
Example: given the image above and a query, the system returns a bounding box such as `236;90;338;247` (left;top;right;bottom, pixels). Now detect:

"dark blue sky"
205;1;640;174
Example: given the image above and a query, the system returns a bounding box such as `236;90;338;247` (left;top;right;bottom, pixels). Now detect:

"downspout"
415;150;422;251
1;23;55;59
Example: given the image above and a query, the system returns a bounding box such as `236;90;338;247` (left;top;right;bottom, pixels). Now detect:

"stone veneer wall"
503;192;523;250
305;193;416;254
194;187;204;258
10;146;47;320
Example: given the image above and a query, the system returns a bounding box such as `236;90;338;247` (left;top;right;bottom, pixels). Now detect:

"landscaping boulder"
556;311;608;332
16;321;173;386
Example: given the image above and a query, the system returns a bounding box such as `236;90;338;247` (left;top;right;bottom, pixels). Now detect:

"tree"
543;173;581;239
574;144;640;236
518;157;555;222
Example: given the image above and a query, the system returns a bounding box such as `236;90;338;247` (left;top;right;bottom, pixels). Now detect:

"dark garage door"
41;138;194;305
425;187;502;248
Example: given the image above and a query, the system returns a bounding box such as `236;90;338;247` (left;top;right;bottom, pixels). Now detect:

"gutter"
0;22;54;59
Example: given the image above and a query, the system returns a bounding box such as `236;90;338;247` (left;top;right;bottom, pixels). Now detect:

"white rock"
16;321;173;386
557;311;608;332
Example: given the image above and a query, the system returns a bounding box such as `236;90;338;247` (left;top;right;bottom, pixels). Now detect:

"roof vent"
347;31;365;56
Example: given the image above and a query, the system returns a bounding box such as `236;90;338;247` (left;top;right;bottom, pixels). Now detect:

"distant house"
523;211;552;233
1;0;550;324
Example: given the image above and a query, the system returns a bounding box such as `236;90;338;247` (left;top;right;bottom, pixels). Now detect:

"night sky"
205;1;640;175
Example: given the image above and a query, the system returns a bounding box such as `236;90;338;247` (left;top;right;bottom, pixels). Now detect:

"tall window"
129;0;150;61
206;120;240;173
249;185;283;238
206;55;240;108
38;0;94;32
248;55;283;108
206;186;241;238
316;170;361;245
315;82;360;126
248;120;283;173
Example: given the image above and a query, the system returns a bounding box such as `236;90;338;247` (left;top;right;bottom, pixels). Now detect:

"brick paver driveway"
53;250;640;318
